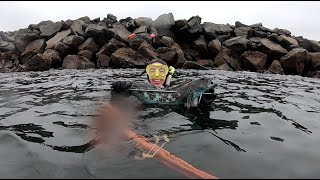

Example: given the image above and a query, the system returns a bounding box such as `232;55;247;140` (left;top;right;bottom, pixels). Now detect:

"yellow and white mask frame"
146;63;169;80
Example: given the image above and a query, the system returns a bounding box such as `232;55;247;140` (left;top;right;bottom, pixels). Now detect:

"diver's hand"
111;81;132;93
168;66;175;75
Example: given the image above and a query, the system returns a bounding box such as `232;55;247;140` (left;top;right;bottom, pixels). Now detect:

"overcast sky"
1;1;320;41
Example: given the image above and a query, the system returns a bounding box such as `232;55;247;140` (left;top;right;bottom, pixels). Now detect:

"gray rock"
71;19;86;36
234;27;252;37
54;42;70;57
14;28;41;53
62;35;85;47
154;13;175;38
40;22;63;38
214;48;240;70
157;47;177;65
133;26;148;34
38;20;54;33
97;54;111;68
280;48;310;75
46;29;72;49
259;38;288;58
22;38;46;55
309;52;320;70
160;36;174;47
278;35;299;50
111;48;149;68
20;53;51;71
267;60;284;75
193;35;207;53
134;17;153;28
240;51;268;71
235;21;249;27
112;25;132;44
78;50;93;61
224;37;249;52
203;22;233;35
138;42;158;60
208;39;221;55
85;24;115;46
62;55;96;69
78;38;98;53
42;49;61;68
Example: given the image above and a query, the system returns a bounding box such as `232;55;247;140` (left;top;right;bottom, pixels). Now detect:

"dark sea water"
0;69;319;179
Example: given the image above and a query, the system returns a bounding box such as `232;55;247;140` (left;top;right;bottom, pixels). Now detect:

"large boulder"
54;42;70;57
273;28;291;36
234;27;251;37
157;47;177;65
202;22;233;35
112;25;131;44
193;35;207;53
278;35;299;50
297;38;320;52
85;24;115;46
258;38;288;58
309;52;320;70
247;29;267;38
38;20;54;33
280;48;310;75
240;51;268;71
18;54;51;72
111;48;149;68
186;16;202;33
70;19;86;36
1;32;16;42
62;55;96;69
42;49;61;68
160;36;175;47
170;43;186;67
45;29;71;49
62;35;85;48
208;39;221;55
224;37;249;53
96;38;127;57
133;26;148;34
138;42;158;60
22;39;46;55
14;28;41;53
134;17;153;28
213;48;240;70
78;50;93;61
40;22;63;38
97;54;111;68
0;37;15;52
78;38;99;53
267;60;284;75
154;13;175;38
235;21;249;28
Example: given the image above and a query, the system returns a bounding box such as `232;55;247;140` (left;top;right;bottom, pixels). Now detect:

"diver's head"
146;58;168;87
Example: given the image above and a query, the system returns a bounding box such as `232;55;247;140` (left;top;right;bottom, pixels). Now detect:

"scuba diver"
111;58;216;106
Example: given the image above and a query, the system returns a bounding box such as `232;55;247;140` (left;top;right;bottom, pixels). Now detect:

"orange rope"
123;130;218;179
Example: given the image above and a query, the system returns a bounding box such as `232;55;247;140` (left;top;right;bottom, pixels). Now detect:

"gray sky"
1;1;320;41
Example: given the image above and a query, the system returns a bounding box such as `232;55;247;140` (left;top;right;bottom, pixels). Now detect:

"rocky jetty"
1;13;320;78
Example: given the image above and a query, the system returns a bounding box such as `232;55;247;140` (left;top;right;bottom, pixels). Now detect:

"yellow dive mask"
146;63;169;80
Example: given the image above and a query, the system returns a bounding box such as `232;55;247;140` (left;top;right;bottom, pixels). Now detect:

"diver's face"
149;76;165;87
146;62;168;87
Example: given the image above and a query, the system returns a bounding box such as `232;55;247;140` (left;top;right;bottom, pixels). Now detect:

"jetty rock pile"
1;13;320;78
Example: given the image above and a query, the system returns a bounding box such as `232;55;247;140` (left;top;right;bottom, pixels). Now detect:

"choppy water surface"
0;69;319;178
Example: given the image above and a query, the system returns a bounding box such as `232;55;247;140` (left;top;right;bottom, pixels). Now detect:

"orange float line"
123;130;219;179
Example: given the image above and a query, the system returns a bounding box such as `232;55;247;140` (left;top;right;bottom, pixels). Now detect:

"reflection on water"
0;69;320;178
